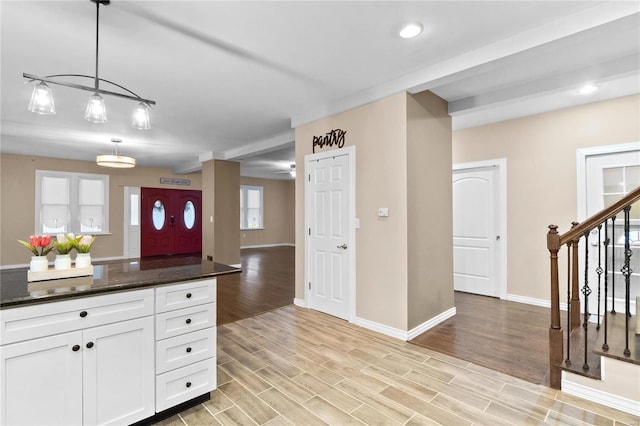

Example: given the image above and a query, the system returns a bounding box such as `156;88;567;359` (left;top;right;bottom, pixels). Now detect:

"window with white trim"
240;185;263;230
36;170;109;235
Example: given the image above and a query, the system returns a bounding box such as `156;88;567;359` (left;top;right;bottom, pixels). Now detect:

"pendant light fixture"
24;0;155;129
96;138;136;168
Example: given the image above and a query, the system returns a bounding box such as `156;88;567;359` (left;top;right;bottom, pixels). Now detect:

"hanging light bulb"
28;81;56;115
131;102;151;130
84;93;107;123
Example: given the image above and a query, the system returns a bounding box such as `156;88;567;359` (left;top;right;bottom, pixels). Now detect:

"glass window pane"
625;166;640;191
79;179;104;205
247;208;261;228
80;205;103;232
42;176;69;204
183;201;196;230
130;194;139;226
247;189;261;208
603;167;624;194
41;205;68;233
604;194;624;209
152;200;165;231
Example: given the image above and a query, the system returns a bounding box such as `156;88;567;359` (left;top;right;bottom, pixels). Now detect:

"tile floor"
154;306;640;426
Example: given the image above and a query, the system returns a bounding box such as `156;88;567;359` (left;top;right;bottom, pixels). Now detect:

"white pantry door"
307;153;351;319
453;167;500;297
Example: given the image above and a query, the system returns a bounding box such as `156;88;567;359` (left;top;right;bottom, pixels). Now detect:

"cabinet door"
82;316;155;426
0;331;83;426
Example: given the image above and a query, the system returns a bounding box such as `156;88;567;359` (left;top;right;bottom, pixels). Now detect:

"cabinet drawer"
155;303;215;340
0;289;154;345
156;327;216;374
155;358;216;412
155;279;216;313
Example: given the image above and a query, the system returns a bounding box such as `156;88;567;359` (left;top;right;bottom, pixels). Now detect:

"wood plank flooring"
154;306;639;426
410;292;552;385
217;246;295;326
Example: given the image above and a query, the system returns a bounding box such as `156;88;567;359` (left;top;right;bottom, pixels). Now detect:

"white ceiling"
1;1;638;180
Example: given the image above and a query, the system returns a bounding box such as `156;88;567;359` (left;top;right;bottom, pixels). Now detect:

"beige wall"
0;153;202;266
453;94;640;301
295;91;454;332
407;92;454;329
240;177;294;247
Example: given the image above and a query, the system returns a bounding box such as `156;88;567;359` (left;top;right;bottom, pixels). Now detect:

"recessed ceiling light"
578;84;598;95
399;23;423;39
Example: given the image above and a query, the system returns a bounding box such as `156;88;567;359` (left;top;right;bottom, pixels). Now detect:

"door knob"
337;243;347;249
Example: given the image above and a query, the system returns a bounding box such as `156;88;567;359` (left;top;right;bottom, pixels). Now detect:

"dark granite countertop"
0;255;241;309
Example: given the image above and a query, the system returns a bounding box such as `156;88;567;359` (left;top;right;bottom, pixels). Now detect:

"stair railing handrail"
547;184;640;389
559;186;640;245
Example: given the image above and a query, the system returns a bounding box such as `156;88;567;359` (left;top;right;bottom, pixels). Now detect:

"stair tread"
593;311;640;366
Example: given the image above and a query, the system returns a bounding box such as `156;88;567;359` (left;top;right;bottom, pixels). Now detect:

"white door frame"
123;186;141;259
576;142;640;221
452;158;508;299
304;146;356;321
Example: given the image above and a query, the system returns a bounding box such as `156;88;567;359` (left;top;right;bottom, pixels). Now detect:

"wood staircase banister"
557;185;640;246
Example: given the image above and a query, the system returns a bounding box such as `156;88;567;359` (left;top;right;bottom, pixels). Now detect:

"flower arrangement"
18;235;54;256
53;233;76;255
74;235;95;254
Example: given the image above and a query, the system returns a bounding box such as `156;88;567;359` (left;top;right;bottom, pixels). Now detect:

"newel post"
547;224;563;389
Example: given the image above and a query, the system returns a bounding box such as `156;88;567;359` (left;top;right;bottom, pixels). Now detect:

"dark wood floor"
217;246;295;325
410;291;552;385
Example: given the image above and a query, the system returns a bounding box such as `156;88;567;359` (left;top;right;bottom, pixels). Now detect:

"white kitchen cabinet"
82;316;155;425
0;331;83;426
0;289;154;426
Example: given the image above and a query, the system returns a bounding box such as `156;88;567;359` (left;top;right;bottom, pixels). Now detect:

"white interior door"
307;153;351;320
453;167;500;297
585;149;639;316
123;186;141;259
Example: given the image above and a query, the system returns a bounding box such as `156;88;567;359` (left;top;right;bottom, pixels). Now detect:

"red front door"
141;188;202;257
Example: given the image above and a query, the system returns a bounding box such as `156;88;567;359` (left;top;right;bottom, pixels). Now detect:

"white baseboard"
293;298;306;307
562;372;640;417
240;243;295;249
352;307;457;341
504;294;568;311
229;263;241;268
352;316;408;340
407;307;457;340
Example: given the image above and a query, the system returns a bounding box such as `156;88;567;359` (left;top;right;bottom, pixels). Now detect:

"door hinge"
308;282;311;290
308;228;311;235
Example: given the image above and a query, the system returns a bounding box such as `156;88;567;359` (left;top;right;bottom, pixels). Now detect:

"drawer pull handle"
86;342;94;349
72;345;80;352
186;347;192;353
186;382;192;388
79;311;88;318
186;293;192;299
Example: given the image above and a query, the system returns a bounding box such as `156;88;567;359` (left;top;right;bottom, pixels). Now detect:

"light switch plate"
378;208;389;217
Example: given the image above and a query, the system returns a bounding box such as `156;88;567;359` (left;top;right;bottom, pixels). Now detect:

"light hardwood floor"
154;305;640;426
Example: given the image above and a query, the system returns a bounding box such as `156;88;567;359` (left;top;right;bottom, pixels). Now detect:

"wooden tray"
27;265;94;282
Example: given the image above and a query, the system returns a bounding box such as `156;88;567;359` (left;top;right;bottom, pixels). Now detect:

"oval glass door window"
183;201;196;229
152;200;165;230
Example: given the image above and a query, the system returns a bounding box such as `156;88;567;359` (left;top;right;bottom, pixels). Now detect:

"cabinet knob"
72;345;80;352
186;293;192;299
86;342;94;349
185;318;192;324
186;347;192;353
79;311;88;318
186;382;192;388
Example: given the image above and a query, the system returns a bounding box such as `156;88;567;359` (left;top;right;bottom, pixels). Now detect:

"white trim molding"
562;371;640;417
505;293;568;311
353;307;457;341
293;298;307;308
240;243;295;249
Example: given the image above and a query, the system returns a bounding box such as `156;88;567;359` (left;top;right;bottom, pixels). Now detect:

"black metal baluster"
602;219;609;351
565;243;572;366
582;230;592;370
622;205;632;357
596;225;602;330
611;215;616;314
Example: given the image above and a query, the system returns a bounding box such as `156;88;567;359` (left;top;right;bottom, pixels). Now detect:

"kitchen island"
0;256;240;426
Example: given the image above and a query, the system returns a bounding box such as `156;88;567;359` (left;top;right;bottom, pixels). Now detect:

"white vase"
54;254;72;270
75;253;92;269
29;256;48;272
